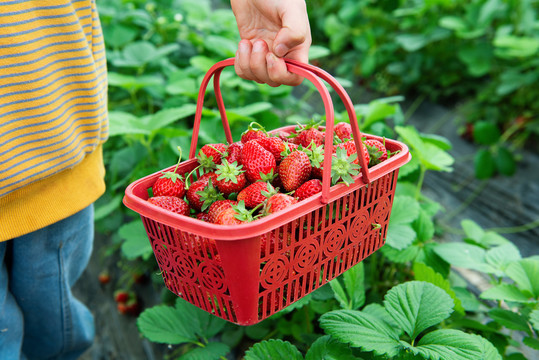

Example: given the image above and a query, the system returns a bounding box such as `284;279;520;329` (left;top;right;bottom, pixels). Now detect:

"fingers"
266;53;303;86
235;39;281;87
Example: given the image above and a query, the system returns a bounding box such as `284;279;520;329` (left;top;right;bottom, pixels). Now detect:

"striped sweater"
0;0;108;241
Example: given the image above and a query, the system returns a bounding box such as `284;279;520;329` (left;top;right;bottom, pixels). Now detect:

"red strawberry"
186;177;224;212
125;298;141;316
215;160;247;196
214;201;256;225
225;141;244;165
197;171;217;183
148;196;190;216
237;182;275;209
196;212;211;222
334;122;353;140
241;122;268;143
279;150;311;192
117;303;128;315
263;193;298;216
304;143;325;180
295;179;323;201
114;290;129;303
197;143;227;169
297;127;324;148
257;137;287;163
98;271;111;285
152;172;185;198
241;140;277;183
334;140;370;165
364;139;388;165
207;200;238;224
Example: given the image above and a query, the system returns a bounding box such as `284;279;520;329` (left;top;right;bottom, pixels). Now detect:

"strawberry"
214;201;257;225
257;136;287;163
196;212;211;222
197;171;217;183
114;290;129;303
238;182;275;209
241;122;268;143
117;303;128;315
364;139;388;165
334;140;370;165
197;143;227;169
207;200;238;224
295;179;323;201
186;177;224;212
331;146;361;185
295;120;325;147
152;172;185;198
225;141;244;165
304;143;325;179
147;196;190;216
279;150;311;192
260;231;292;257
215;160;247;196
334;122;353;141
125;298;141;316
241;140;277;183
263;193;298;216
98;271;111;285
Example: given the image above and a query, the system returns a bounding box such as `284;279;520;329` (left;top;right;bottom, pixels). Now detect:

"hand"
230;0;311;87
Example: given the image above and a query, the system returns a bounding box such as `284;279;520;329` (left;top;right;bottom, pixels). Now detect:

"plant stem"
415;165;426;200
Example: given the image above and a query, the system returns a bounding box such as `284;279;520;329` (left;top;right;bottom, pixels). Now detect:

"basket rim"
123;131;410;240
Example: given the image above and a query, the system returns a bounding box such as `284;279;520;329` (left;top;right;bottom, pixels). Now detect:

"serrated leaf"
410;329;483;360
137;305;198;344
504;259;539;297
488;308;531;333
433;242;497;273
422;143;454;172
485;244;521;272
470;333;502;360
384;281;454;340
461;220;485;242
413;209;435;242
175;298;227;339
118;220;153;260
480;284;531;303
413;263;464;315
244;340;303;360
330;263;365;310
305;335;356;360
362;303;401;329
389;196;421;225
108;111;150;137
381;243;420;263
319;310;402;357
386;223;416;250
179;342;230;360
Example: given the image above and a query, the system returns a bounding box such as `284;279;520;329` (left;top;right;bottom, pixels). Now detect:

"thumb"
273;3;310;59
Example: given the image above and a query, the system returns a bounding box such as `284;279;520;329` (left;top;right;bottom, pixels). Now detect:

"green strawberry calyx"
331;147;360;186
215;160;244;184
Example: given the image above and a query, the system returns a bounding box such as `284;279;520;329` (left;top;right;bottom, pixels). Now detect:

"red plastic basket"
123;58;411;325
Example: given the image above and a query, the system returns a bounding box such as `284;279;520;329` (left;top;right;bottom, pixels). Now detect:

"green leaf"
384;281;454;340
461;220;485;242
484;243;521;272
330;263;365;310
305;335;357;360
494;35;539;58
389;196;421;225
175;298;227;339
480;284;531;303
108;111;150;137
118;220;153;260
433;242;497;273
473;121;501;145
94;195;122;221
179;342;230;360
143;104;197;132
395;34;428;52
137;305;198;344
523;336;539;350
469;333;503;360
204;35;237;57
413;262;465;315
495;147;516;176
319;310;402;357
413;209;435;243
530;309;539;332
504;259;539;298
244;340;303;360
381;243;420;263
386;223;416;250
409;329;484;360
422;143;454;172
420;133;452;151
309;45;331;60
488;308;531;333
453;287;482;312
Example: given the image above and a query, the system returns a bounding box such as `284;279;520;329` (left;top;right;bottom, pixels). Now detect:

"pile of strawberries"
146;121;390;225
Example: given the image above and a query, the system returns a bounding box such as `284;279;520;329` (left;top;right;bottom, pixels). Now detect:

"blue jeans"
0;205;95;360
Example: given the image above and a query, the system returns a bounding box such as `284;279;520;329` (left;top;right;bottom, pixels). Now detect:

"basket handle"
188;58;371;204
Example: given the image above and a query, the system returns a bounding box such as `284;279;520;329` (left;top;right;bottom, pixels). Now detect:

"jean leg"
9;205;95;360
0;242;25;360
